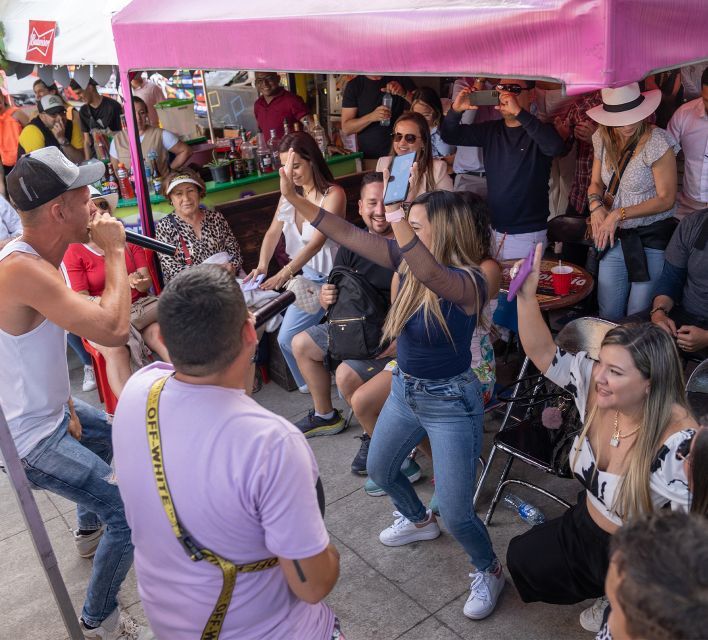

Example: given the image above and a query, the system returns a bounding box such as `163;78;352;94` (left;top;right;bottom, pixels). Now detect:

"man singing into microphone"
0;147;153;638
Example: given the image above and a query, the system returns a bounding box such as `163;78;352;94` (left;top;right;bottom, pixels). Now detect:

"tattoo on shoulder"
293;559;307;583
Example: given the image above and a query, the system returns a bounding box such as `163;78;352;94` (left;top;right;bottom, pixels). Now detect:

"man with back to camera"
441;79;565;259
0;146;152;638
112;265;343;640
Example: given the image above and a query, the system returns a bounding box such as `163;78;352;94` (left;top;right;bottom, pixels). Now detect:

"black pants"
506;492;611;604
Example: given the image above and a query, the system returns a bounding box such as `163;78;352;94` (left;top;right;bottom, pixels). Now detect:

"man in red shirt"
253;72;309;138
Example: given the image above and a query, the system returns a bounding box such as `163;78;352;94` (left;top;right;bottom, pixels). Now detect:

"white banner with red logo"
25;20;57;64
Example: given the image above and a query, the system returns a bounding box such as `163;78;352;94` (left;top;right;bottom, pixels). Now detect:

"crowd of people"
0;64;707;640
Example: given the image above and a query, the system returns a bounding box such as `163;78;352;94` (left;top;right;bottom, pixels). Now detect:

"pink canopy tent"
110;0;708;234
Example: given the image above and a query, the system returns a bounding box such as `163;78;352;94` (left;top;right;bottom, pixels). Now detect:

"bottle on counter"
116;162;135;200
310;114;328;158
105;164;119;196
282;118;290;136
256;129;273;175
241;140;257;176
268;129;281;170
228;139;242;180
503;493;545;526
381;92;393;126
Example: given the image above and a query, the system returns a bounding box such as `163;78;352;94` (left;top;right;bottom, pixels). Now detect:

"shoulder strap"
146;376;278;640
605;137;640;201
168;214;193;266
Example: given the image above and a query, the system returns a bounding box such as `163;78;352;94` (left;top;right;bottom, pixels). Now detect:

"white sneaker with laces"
80;607;155;639
579;596;609;632
298;384;310;394
379;509;440;547
82;365;97;392
463;565;505;620
73;526;105;558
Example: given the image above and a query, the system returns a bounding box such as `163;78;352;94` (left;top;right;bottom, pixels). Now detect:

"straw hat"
88;185;119;213
586;82;661;127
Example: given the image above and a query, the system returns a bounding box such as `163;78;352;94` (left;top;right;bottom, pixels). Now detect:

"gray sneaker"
73;526;105;558
579;596;609;632
80;608;155;639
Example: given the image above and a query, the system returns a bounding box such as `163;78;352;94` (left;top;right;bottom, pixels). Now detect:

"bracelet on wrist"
589;203;605;213
284;264;294;278
588;193;603;203
620;207;627;222
385;208;405;223
649;306;668;317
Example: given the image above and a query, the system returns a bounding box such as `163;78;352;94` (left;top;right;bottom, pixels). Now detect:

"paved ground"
0;351;595;640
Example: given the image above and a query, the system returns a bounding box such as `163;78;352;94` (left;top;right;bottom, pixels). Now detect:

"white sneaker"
298;384;310;394
579;596;609;632
80;608;155;639
82;365;97;392
463;565;505;620
379;510;440;547
73;526;105;558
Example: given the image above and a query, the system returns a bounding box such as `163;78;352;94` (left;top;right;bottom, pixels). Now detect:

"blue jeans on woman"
22;398;133;627
367;366;497;571
277;266;327;388
598;242;665;321
67;332;92;366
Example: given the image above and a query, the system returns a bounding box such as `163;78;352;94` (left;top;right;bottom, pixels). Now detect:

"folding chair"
475;317;616;525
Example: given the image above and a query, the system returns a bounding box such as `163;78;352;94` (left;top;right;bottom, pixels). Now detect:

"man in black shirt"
71;79;123;160
292;172;395;446
342;76;416;166
441;79;565;259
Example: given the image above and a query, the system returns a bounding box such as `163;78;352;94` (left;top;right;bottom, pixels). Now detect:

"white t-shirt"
0;195;21;241
113;362;335;640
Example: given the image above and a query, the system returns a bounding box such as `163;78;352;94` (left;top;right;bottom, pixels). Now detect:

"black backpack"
326;266;389;361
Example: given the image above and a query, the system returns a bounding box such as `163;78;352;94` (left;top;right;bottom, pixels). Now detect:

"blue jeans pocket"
421;381;463;400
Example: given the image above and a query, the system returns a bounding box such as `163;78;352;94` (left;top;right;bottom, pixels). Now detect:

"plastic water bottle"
381;92;393;126
503;493;545;525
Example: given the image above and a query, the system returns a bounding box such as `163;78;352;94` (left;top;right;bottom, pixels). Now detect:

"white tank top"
277;190;338;277
0;240;70;458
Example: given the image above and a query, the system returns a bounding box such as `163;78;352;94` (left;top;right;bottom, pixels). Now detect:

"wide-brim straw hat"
88;185;119;213
586;82;661;127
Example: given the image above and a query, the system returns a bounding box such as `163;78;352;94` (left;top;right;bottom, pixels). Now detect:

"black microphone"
124;230;177;256
254;291;296;329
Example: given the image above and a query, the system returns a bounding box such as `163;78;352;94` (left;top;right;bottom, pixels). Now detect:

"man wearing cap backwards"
0;147;153;639
17;94;84;163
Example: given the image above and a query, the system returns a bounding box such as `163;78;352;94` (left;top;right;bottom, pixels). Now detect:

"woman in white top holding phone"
376;112;453;199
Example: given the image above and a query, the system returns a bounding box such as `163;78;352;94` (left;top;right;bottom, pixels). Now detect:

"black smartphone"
383;151;416;205
469;90;500;106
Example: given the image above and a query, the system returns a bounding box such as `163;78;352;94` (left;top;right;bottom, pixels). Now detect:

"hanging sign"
26;21;57;64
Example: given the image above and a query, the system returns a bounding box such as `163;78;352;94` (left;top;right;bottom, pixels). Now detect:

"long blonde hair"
572;324;689;521
382;191;487;343
598;120;650;177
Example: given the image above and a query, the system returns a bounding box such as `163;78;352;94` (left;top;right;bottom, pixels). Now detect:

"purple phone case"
507;248;535;301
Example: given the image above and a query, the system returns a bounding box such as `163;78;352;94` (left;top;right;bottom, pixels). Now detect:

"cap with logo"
6;146;106;211
39;94;66;115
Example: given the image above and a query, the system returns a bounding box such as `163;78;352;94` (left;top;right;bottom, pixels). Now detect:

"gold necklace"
610;410;641;447
303;184;316;199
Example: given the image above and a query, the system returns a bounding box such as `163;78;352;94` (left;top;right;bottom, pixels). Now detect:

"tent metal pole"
0;405;84;639
200;70;215;143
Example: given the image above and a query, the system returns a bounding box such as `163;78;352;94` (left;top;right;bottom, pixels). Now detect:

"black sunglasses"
392;132;420;144
496;83;531;95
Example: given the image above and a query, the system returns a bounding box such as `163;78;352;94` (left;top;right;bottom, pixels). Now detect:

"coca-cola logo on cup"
26;20;57;64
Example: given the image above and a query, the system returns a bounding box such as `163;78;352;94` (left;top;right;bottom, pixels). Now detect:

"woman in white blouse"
507;243;698;630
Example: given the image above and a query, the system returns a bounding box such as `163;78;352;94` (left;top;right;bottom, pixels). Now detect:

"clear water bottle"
503;493;545;525
380;92;393;126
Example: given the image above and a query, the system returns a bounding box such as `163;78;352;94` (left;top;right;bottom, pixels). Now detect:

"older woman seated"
110;96;191;178
63;187;170;398
155;168;244;282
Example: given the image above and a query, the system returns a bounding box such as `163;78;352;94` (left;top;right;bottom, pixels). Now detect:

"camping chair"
686;358;708;419
475;317;616;525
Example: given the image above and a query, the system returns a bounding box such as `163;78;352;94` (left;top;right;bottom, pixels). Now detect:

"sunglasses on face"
392;132;420;144
496;84;530;95
94;200;111;211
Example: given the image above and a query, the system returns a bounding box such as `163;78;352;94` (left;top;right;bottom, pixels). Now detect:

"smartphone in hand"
507;247;535;301
469;90;500;106
383;151;416;205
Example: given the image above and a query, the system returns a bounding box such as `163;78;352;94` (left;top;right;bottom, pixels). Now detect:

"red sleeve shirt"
63;243;148;304
254;89;309;138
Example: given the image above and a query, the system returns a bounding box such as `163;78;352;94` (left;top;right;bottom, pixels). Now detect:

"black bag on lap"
326;266;389;361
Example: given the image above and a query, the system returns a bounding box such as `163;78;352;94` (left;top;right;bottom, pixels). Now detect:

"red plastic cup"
551;265;573;295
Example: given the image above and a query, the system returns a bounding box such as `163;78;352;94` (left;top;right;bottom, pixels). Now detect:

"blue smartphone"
383;151;416;205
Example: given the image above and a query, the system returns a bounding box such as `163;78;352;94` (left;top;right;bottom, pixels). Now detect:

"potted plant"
205;152;232;184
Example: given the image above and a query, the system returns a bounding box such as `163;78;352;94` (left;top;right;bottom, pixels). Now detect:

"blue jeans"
367;367;497;571
67;333;92;367
22;398;133;627
277;266;326;388
598;243;665;321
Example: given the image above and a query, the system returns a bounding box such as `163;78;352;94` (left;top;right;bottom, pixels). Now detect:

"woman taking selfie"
586;83;678;321
278;151;504;620
507;243;697;632
245;132;346;393
376;112;452;197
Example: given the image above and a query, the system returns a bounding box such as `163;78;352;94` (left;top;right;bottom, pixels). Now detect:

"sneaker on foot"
73;526;105;558
82;365;97;392
365;458;422;496
579;596;609;632
80;608;155;639
298;384;310;394
463;564;505;620
351;433;371;475
294;409;345;438
379;509;440;546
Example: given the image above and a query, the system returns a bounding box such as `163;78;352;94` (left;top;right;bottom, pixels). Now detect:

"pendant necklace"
610;410;641;447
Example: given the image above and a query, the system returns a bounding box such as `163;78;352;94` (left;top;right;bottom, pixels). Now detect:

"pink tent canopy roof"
112;0;708;93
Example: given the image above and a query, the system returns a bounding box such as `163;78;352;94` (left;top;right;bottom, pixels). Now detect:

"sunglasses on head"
496;83;530;95
392;132;420;144
94;200;111;211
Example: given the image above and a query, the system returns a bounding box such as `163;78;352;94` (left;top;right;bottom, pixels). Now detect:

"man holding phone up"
441;80;565;259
